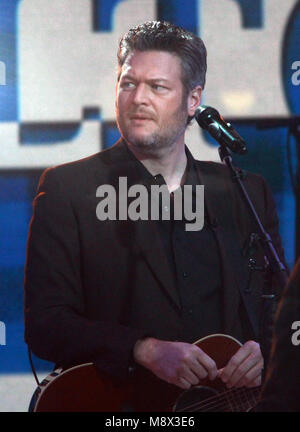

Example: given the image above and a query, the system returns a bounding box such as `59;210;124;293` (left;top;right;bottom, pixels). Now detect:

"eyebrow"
120;74;171;84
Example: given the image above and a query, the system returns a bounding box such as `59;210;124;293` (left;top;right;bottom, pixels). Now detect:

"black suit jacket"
24;140;286;378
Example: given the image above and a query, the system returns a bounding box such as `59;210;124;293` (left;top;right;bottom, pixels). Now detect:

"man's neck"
127;141;187;193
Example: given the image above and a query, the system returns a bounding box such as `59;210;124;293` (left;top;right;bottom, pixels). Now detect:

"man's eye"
152;84;166;91
121;82;135;89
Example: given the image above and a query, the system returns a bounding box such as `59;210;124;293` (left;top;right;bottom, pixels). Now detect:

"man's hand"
133;337;218;389
218;340;263;388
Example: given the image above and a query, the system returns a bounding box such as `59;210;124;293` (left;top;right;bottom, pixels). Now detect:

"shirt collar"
123;142;197;189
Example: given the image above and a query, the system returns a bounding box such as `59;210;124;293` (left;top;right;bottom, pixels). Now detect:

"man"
24;21;286;406
256;259;300;411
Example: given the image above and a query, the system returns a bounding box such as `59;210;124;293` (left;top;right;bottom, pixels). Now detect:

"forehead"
119;50;183;82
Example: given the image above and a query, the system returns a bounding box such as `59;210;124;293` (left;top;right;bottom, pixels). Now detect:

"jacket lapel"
134;218;181;310
103;140;181;310
195;160;256;336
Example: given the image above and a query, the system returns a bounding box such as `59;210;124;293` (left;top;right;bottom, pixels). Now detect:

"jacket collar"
102;140;257;336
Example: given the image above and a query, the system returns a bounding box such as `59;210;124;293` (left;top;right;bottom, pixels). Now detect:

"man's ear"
187;86;202;117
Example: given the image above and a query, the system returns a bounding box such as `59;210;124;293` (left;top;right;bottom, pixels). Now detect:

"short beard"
123;130;177;157
118;105;188;158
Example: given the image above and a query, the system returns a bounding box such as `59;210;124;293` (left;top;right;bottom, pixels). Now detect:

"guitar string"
178;393;251;413
231;387;249;412
177;388;257;413
226;385;252;413
224;388;236;412
179;387;260;412
226;384;251;412
196;397;251;413
176;386;260;412
240;384;258;411
195;388;255;413
175;385;259;412
185;386;260;412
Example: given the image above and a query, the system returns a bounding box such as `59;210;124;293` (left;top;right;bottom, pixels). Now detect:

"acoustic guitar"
29;334;261;412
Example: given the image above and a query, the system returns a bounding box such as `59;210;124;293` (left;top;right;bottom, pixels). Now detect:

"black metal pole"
218;145;288;290
218;145;289;371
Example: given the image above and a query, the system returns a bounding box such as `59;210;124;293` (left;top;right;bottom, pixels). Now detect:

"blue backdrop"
0;0;299;376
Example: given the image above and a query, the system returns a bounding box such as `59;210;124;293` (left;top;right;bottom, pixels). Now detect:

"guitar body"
31;334;259;412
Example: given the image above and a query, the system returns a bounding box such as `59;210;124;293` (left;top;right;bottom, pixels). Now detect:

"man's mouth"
130;112;154;121
131;116;152;120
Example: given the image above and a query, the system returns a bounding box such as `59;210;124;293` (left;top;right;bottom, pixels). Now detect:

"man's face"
116;50;192;155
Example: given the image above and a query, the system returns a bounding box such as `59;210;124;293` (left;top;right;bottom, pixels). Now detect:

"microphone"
194;105;247;154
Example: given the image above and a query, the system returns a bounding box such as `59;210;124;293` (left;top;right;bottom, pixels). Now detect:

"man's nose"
132;83;150;105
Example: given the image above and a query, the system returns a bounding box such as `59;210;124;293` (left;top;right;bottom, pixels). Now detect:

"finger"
220;345;253;381
235;366;263;388
194;347;218;381
180;365;201;386
189;361;208;381
178;345;210;382
219;341;260;385
180;351;209;382
225;354;262;388
177;376;192;390
247;372;262;388
224;345;263;388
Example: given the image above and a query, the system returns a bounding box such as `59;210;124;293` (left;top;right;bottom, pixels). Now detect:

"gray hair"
117;21;207;93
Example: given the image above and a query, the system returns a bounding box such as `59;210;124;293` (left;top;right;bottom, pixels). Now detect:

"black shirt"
130;147;223;343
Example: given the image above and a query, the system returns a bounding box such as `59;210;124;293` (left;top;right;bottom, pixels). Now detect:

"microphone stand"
218;145;289;374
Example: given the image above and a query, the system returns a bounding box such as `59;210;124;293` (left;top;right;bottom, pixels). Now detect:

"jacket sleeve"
24;167;146;378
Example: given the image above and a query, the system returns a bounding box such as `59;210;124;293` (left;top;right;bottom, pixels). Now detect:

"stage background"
0;0;299;411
